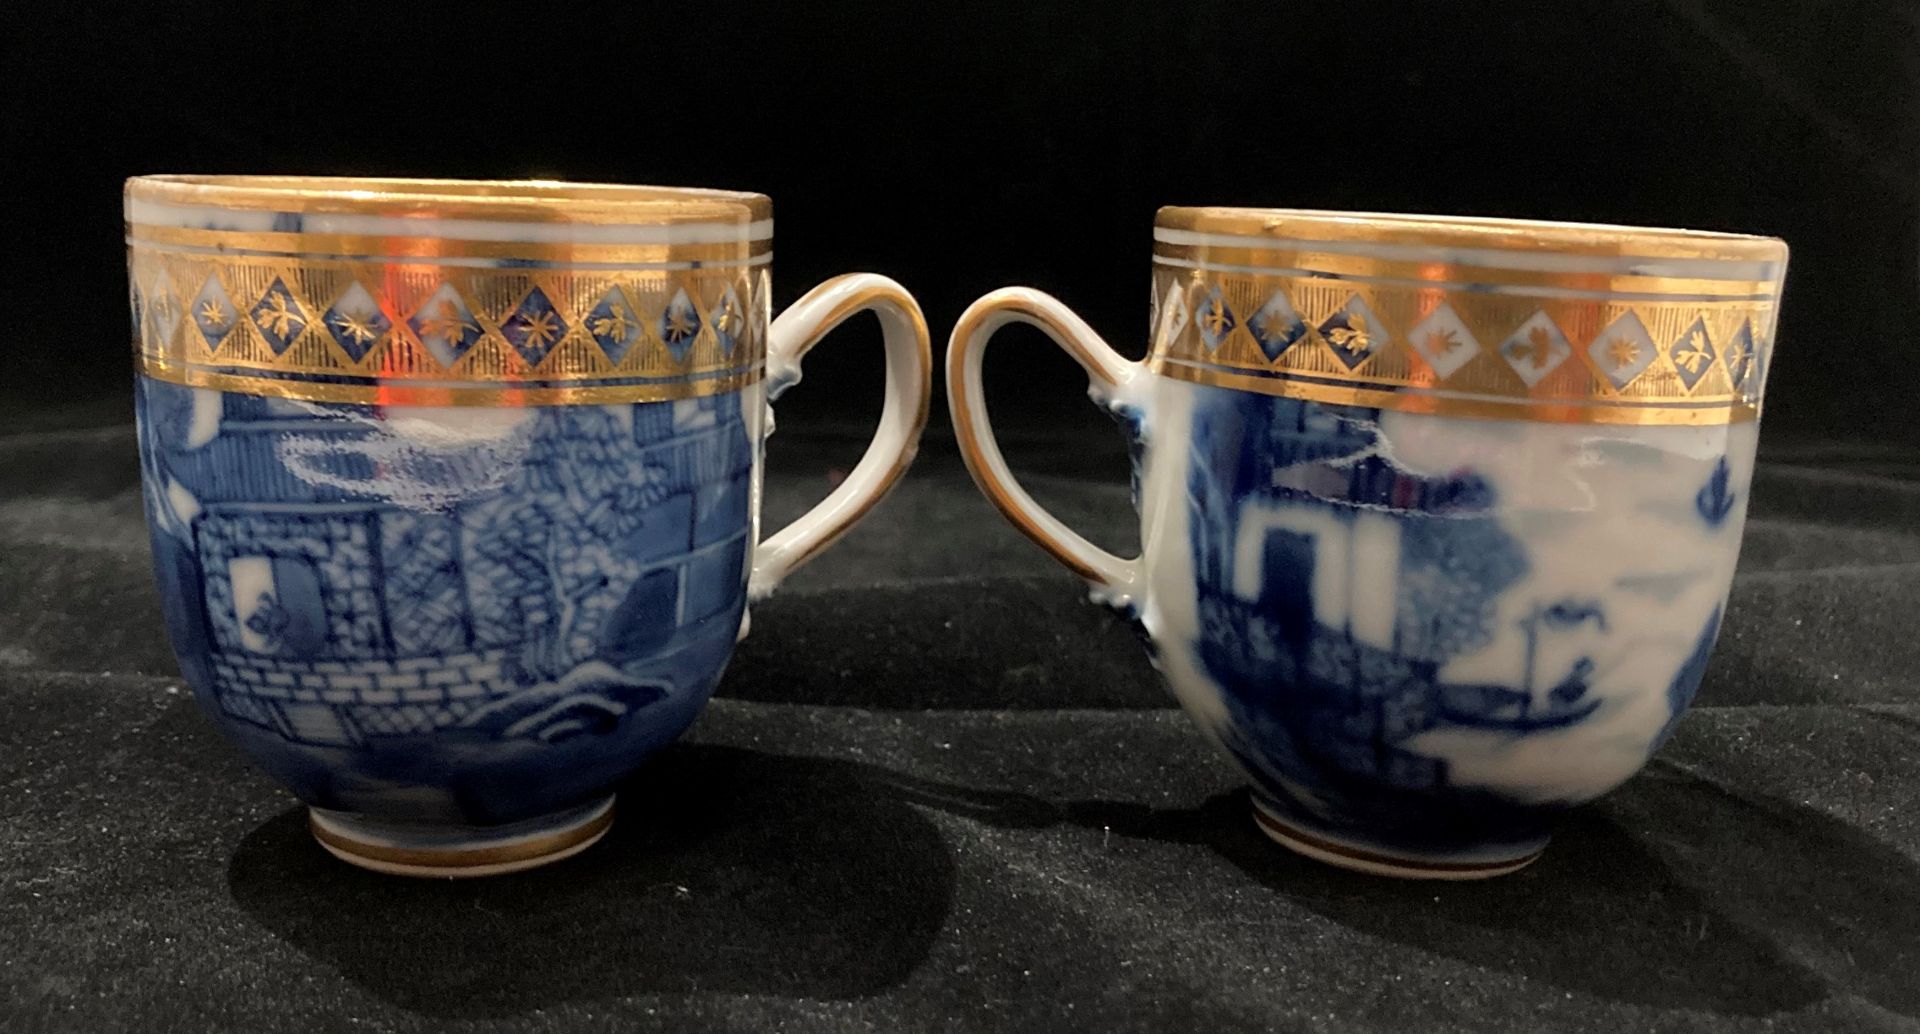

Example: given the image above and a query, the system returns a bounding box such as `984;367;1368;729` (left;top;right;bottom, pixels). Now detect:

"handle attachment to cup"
947;287;1146;608
751;274;932;600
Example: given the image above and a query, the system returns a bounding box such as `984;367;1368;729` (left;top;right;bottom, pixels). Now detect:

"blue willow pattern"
1182;385;1730;855
138;379;753;824
946;209;1781;875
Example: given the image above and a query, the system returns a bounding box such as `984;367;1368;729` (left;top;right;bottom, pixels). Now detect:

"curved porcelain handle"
946;287;1147;608
750;273;932;600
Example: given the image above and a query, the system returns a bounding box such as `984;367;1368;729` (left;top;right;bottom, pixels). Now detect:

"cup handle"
947;287;1147;608
750;273;932;600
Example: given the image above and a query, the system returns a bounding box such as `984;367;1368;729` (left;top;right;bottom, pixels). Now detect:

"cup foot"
309;795;615;878
1249;797;1544;880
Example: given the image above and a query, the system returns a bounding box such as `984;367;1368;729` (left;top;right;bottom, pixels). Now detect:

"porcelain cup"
948;207;1785;878
129;175;931;875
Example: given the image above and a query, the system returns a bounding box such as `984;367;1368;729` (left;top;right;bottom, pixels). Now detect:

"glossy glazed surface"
126;176;933;851
138;381;758;824
1137;379;1752;861
947;208;1783;871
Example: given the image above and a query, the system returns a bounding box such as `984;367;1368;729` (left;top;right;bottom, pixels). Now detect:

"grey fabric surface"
1;414;1917;1032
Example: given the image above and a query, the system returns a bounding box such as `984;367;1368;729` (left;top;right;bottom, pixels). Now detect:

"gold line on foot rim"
308;800;617;877
1250;802;1543;880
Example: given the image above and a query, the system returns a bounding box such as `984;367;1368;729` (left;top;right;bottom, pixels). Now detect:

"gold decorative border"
129;223;770;266
129;175;771;226
138;358;763;408
1157;206;1788;263
1149;358;1754;427
1148;257;1779;426
1148;241;1778;299
130;235;767;406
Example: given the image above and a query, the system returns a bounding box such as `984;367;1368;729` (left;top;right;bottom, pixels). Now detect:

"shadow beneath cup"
880;759;1920;1018
227;744;955;1018
227;739;1919;1020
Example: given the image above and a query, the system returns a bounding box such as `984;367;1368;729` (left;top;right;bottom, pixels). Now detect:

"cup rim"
1156;206;1786;263
125;174;772;225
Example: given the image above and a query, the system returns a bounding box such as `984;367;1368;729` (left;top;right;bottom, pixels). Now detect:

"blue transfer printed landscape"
1653;605;1722;752
1696;457;1737;528
137;379;754;825
1177;385;1735;856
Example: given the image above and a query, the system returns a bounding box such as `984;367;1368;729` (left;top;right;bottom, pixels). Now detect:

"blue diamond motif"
499;287;569;368
190;276;239;351
1668;318;1717;391
321;282;390;362
584;287;645;366
1318;296;1385;370
1723;320;1759;393
659;288;702;363
1195;290;1237;352
709;285;747;356
248;278;308;355
1247;291;1306;362
407;283;484;368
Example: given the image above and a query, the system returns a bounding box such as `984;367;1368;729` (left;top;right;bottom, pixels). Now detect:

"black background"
1;0;1913;441
3;5;1919;1029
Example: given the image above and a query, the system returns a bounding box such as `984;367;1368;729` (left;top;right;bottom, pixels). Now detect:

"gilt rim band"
127;176;771;406
1149;207;1785;425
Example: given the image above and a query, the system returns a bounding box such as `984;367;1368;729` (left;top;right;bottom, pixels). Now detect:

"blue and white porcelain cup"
949;208;1786;878
128;175;931;875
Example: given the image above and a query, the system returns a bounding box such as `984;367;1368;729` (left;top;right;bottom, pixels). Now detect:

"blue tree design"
1395;515;1529;663
1696;456;1737;527
1652;606;1723;750
470;409;671;684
